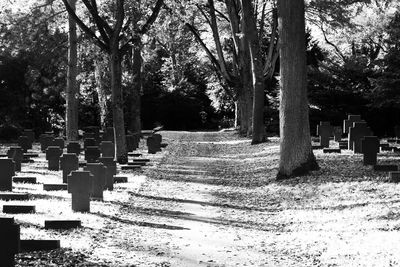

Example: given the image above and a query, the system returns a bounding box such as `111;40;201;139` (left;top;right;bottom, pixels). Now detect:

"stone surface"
20;239;60;252
44;220;81;230
66;142;81;155
85;146;100;163
0;193;29;201
84;163;106;200
67;171;93;212
361;136;380;165
0;217;20;267
3;205;35;214
7;147;23;172
43;184;68;191
60;153;79;183
317;122;333;148
349;122;373;153
0;159;15;191
343;115;362;134
46;146;62;171
374;165;398;171
100;141;115;158
99;157;116;190
13;176;36;184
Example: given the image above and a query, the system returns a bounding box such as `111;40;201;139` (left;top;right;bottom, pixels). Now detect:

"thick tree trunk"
127;45;142;134
110;47;127;163
65;0;78;141
94;57;111;128
241;0;267;144
277;0;318;179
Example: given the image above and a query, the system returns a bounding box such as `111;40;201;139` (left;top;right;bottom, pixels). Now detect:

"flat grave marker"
44;220;81;230
3;205;35;214
374;165;398;172
43;184;68;191
13;176;36;184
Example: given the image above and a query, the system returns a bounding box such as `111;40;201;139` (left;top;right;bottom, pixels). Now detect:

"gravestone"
85;146;100;163
0;159;14;191
22;129;35;149
67;171;93;212
0;193;29;201
13;176;36;184
374;165;398;171
132;133;140;150
52;137;65;149
147;135;161;154
99;157;116;190
18;136;30;153
349;122;373;153
361;136;380;165
84;163;106;200
126;135;135;152
44;220;81;230
84;138;96;150
100;141;115;158
333;126;342;142
7;147;23;172
46;146;62;171
43;184;67;191
322;148;341;153
153;134;162;151
3;205;36;214
39;134;54;152
67;141;81;155
102;127;114;142
0;217;20;267
316;122;333;148
84;126;100;144
343;115;362;134
338;141;348;149
60;153;79;183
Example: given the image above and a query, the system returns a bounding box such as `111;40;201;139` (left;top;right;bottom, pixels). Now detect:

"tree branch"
139;0;164;34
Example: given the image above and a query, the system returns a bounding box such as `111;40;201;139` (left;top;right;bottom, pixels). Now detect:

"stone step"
13;177;37;184
43;184;68;191
374;165;398;172
113;176;128;183
0;192;30;201
20;239;60;252
3;205;35;214
44;220;81;230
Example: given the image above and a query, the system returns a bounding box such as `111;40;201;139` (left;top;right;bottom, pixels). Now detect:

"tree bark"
241;0;267;144
65;0;79;141
94;56;111;128
110;45;127;163
127;44;142;134
277;0;319;179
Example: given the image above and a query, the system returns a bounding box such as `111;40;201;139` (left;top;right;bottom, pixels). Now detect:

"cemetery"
2;0;400;266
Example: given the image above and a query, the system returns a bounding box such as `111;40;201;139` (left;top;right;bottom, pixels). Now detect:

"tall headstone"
0;217;20;267
7;147;23;172
361;136;380;165
60;153;79;183
0;159;14;191
316;122;332;148
126;135;135;152
17;136;30;153
66;142;81;155
349;122;373;153
67;171;93;212
343;115;362;134
85;146;100;163
39;134;54;152
84;163;106;200
333;126;342;142
99;157;116;190
46;146;62;171
153;134;162;152
100;141;115;158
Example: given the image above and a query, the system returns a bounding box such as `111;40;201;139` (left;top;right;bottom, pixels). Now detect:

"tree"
65;0;79;141
277;0;319;179
61;0;163;163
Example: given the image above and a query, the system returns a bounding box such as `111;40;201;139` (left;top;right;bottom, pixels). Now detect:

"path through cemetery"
4;131;400;266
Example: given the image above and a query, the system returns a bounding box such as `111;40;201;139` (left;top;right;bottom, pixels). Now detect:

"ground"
2;131;400;266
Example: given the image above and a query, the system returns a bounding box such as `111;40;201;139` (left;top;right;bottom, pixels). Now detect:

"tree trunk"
65;0;78;141
94;57;111;128
110;46;127;163
128;45;142;134
241;0;267;144
277;0;318;179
